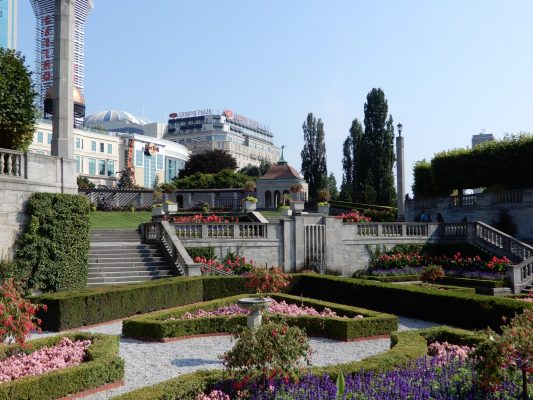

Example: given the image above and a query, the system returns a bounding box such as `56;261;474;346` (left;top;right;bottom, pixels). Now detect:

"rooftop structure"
0;0;17;49
472;132;495;148
164;108;281;169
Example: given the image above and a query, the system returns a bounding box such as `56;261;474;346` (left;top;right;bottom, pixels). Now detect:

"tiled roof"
259;162;302;180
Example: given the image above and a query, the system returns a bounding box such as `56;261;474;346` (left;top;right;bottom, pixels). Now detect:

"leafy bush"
222;319;311;389
245;267;291;295
14;193;90;293
186;246;217;261
420;264;445;283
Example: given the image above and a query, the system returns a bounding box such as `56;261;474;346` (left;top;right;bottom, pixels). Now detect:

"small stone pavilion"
256;148;308;209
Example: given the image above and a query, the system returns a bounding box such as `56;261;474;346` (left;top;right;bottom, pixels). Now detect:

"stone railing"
354;222;435;238
440;221;533;292
140;221;202;276
174;223;267;239
200;264;235;276
0;148;25;178
491;190;523;204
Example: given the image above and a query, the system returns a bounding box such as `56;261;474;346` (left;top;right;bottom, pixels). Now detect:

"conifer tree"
301;113;328;200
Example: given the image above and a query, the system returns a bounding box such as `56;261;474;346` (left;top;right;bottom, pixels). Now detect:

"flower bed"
173;214;239;224
0;337;91;383
110;327;485;400
195;256;254;275
167;299;364;320
334;210;371;223
0;333;123;400
122;294;395;342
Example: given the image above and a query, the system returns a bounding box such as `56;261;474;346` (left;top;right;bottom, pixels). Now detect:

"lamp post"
396;123;405;221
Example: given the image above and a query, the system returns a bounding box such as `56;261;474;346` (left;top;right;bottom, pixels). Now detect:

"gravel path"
27;316;440;399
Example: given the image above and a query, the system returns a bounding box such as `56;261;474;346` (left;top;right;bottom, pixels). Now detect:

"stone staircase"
88;229;176;287
522;283;533;294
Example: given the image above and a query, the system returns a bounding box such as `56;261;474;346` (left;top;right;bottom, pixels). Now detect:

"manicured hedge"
359;274;508;288
15;193;90;293
111;326;484;400
413;135;533;195
0;333;124;400
122;294;397;341
33;276;250;331
290;274;531;331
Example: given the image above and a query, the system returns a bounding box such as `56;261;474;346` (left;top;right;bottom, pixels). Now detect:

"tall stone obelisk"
396;125;405;221
51;0;74;159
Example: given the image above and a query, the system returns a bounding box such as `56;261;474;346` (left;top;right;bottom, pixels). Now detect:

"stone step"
89;244;153;252
90;229;140;234
88;265;172;273
88;269;173;278
87;274;173;284
88;255;166;263
86;275;170;288
90;238;141;243
88;260;169;268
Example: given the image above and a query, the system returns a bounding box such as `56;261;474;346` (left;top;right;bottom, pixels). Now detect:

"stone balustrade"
354;222;435;238
0;148;25;178
174;223;268;239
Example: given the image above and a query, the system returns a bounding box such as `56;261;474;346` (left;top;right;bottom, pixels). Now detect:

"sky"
15;0;533;195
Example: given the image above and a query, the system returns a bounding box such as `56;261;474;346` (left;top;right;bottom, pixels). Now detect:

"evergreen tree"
349;118;364;202
301;113;328;200
0;49;37;151
340;136;353;201
179;149;237;178
327;173;339;200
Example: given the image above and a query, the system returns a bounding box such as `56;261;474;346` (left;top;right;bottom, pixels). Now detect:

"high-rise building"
30;0;94;109
472;132;495;148
0;0;18;49
165;108;281;169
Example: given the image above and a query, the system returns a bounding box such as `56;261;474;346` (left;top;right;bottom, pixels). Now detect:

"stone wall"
405;189;533;240
0;151;76;258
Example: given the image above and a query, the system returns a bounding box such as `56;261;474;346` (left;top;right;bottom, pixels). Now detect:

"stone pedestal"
237;297;272;329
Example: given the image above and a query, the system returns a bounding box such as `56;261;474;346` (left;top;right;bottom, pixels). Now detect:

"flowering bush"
362;208;396;222
244;196;258;203
0;279;46;346
245;267;291;295
334;211;371;223
194;256;254;275
371;250;512;274
420;264;445;283
0;337;91;382
221;320;311;391
196;390;230;400
427;341;474;366
167;299;362;320
173;214;239;224
474;308;533;399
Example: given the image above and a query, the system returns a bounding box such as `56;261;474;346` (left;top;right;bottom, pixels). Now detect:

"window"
91;141;96;151
88;158;96;175
107;160;115;176
107;143;112;154
76;137;81;149
47;133;52;144
135;150;143;167
98;160;106;176
100;143;104;152
75;156;81;173
37;132;43;143
156;154;164;170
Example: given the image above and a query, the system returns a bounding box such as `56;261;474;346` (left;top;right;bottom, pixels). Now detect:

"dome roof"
44;86;85;105
85;110;150;126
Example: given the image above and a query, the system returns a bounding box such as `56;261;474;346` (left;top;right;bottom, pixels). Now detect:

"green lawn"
258;210;283;218
90;211;152;230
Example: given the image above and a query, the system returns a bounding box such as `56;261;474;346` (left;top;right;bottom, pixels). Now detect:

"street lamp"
397;123;403;136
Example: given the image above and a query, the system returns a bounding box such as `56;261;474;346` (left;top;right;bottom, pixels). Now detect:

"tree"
179;149;237;178
301;113;327;200
327;173;339;200
363;88;396;205
0;49;37;151
117;168;135;188
77;176;95;189
340;136;353;201
350;119;365;202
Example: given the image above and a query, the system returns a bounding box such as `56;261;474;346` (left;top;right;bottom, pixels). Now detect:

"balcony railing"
0;148;25;179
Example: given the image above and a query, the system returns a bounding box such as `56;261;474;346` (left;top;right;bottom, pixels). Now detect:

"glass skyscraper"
0;0;17;49
30;0;94;110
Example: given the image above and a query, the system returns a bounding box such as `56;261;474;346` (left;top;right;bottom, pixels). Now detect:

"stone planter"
245;201;257;211
318;204;330;215
237;297;272;329
151;207;164;216
291;200;305;213
279;207;291;217
163;203;178;214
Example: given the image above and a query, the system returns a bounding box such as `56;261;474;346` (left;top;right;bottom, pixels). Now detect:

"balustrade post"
377;224;383;237
201;225;208;238
231;223;237;238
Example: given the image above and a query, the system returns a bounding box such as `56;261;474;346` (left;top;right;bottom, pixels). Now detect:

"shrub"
244;196;258;203
14;193;90;292
222;319;311;389
0;279;45;346
334;211;371;223
245;267;291;295
420;264;445;283
186;246;217;261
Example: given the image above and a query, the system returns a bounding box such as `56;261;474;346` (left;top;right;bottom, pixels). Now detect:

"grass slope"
90;211;152;230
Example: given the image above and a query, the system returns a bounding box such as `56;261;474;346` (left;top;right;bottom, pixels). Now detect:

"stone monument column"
51;0;75;159
396;124;405;221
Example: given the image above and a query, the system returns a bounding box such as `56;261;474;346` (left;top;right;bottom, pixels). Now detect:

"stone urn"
279;207;291;217
317;204;330;215
245;200;257;211
163;202;178;214
237;297;272;329
151;206;164;216
291;200;305;213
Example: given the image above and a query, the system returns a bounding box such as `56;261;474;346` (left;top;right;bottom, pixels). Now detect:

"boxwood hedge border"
122;293;398;342
110;326;485;400
0;333;124;400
